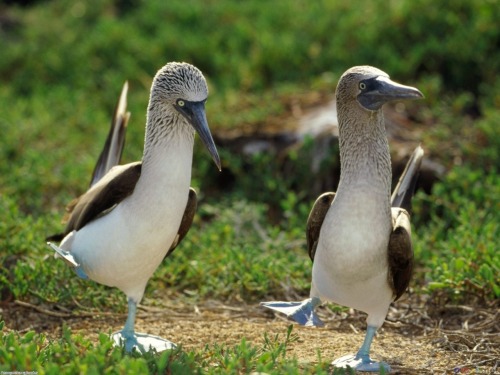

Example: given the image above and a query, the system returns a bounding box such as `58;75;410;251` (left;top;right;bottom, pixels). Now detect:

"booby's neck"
130;108;195;212
142;107;195;164
337;108;392;197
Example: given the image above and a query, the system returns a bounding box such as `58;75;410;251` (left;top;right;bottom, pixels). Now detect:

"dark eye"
359;82;366;90
177;99;185;107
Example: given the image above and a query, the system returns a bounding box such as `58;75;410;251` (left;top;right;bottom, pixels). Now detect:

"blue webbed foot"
112;299;176;353
332;353;391;372
74;266;89;280
47;242;88;279
332;326;391;372
260;297;324;327
111;331;177;353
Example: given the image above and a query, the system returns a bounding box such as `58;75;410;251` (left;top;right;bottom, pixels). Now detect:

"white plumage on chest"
61;137;193;301
311;184;393;317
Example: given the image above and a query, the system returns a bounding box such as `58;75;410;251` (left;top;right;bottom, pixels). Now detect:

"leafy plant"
414;167;499;300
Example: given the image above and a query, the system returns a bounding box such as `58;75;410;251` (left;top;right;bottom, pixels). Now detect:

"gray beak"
177;101;221;171
358;76;424;111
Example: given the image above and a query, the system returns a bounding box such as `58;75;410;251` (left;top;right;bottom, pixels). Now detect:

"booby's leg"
260;297;324;327
111;298;176;353
112;299;140;352
47;242;88;280
332;326;390;372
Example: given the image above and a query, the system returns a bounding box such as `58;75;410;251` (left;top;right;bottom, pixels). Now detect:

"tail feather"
391;145;424;211
90;81;130;187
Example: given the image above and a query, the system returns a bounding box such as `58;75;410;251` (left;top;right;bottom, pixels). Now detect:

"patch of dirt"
2;295;499;374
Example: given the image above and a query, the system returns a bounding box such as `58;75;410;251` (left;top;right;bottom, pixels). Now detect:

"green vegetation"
0;0;498;373
415;167;499;299
1;322;331;374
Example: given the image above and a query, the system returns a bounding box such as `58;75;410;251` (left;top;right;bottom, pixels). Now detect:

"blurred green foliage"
414;167;499;299
0;0;499;372
1;0;499;101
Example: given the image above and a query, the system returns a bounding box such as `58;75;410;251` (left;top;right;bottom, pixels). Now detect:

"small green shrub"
414;167;499;300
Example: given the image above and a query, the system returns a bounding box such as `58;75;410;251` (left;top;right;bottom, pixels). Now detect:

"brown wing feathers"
388;146;424;299
306;192;335;261
388;208;414;301
90;82;130;187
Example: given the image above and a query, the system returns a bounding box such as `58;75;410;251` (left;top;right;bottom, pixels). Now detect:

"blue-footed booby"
261;66;424;372
47;62;221;353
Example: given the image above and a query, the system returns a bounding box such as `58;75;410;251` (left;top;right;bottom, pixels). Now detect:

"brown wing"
306;192;335;261
391;145;424;211
46;82;132;242
388;207;414;301
164;188;197;259
64;162;142;235
90;82;131;187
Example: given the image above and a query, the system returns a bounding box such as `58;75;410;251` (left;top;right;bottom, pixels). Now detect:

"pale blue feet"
332;326;391;372
111;299;176;353
111;331;176;353
47;242;88;279
74;266;88;279
260;297;324;327
332;354;391;372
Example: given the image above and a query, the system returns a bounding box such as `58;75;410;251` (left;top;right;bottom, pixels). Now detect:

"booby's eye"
177;99;185;107
359;82;366;90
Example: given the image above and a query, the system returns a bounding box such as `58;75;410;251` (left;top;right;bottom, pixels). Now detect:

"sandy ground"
3;295;499;374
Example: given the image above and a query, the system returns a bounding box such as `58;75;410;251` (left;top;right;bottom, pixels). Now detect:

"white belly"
60;141;194;302
62;186;188;301
310;189;394;327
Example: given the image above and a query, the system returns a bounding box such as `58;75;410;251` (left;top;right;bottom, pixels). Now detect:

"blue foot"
332;354;391;372
260;297;324;327
47;242;88;279
332;326;390;372
75;266;89;280
112;299;176;353
111;331;177;353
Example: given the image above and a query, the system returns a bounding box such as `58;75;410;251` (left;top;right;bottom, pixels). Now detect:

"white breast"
62;136;194;302
311;184;393;324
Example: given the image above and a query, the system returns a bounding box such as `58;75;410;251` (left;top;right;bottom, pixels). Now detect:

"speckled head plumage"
149;62;208;108
336;65;422;113
334;66;423;188
145;62;221;170
336;66;387;107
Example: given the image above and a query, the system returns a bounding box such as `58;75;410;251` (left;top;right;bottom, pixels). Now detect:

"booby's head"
150;62;221;170
336;66;423;112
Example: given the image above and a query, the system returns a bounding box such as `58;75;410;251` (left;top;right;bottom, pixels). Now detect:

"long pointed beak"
358;76;424;110
188;102;221;171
